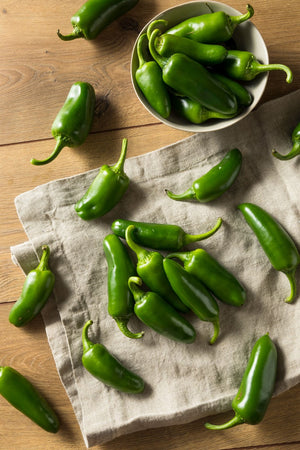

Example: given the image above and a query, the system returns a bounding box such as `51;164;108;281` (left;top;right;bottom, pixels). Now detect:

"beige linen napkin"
11;89;300;447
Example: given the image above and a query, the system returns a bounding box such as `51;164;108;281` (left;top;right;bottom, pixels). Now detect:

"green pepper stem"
114;318;144;339
230;4;254;25
30;136;66;165
128;276;145;304
183;217;223;246
146;19;169;40
57;28;84;41
82;320;95;353
272;142;300;160
37;245;51;271
205;413;244;430
251;60;293;83
209;319;220;345
113;138;128;173
148;28;168;68
136;34;149;67
284;269;297;303
165;187;196;201
125;225;149;260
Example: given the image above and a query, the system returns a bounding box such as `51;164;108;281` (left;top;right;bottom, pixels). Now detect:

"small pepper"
0;366;60;433
272;122;300;160
128;276;196;343
103;234;143;339
163;259;220;344
111;216;222;251
238;202;300;303
135;33;171;119
153;32;228;66
75;138;130;220
205;333;277;429
9;245;55;327
57;0;139;41
172;95;238;125
166;148;242;202
221;50;293;83
167;248;246;307
165;4;254;43
148;29;238;116
211;72;253;107
31;82;95;165
82;320;145;393
125;225;188;312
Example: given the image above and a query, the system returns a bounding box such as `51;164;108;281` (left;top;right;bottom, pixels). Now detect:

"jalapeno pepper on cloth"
103;234;143;339
9;245;55;327
166;148;242;202
111;217;222;251
205;333;277;429
75;138;129;219
128;276;196;343
165;4;254;43
31;82;95;165
57;0;139;41
272;122;300;160
238;202;300;303
148;29;238;116
163;258;220;344
82;320;145;393
0;366;60;433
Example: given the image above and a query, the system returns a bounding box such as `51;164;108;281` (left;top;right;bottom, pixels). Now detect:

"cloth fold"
11;89;300;448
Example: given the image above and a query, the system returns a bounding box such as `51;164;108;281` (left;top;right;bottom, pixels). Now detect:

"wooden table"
0;1;299;448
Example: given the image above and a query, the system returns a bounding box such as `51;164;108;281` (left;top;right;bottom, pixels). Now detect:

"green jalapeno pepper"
57;0;139;41
211;72;253;107
205;333;277;429
9;245;55;327
172;95;238;125
272;122;300;160
165;4;254;43
31;82;95;165
103;234;143;339
163;258;220;344
153;32;228;66
148;29;238;116
167;248;246;307
166;148;242;202
221;50;293;83
75;138;129;220
135;33;171;119
238;202;300;303
82;320;145;393
125;225;188;312
128;276;196;343
0;366;60;433
111;217;222;251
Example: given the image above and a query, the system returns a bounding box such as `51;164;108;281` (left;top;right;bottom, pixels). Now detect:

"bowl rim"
131;0;269;133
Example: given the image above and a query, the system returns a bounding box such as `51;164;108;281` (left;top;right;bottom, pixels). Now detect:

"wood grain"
0;0;299;448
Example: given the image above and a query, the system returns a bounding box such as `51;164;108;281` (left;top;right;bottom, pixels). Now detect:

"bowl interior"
131;1;269;132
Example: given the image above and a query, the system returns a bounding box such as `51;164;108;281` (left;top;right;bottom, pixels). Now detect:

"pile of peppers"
135;4;293;125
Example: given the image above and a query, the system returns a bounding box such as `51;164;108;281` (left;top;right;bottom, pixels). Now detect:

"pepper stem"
30;136;66;165
146;19;169;40
166;251;189;262
284;269;297;303
251;60;293;83
113;138;128;173
82;320;94;353
272;142;300;160
136;34;149;67
37;245;51;271
205;413;244;430
148;29;168;68
183;217;223;246
209;319;220;345
57;28;84;41
125;225;149;260
128;276;146;304
114;318;144;339
230;4;254;25
165;187;196;201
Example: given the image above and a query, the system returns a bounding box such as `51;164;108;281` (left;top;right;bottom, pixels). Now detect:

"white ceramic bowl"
131;1;269;132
